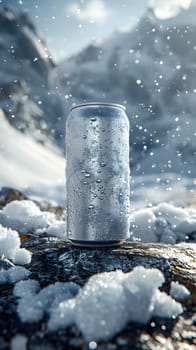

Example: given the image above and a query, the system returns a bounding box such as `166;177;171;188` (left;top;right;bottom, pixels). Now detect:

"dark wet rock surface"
0;189;195;349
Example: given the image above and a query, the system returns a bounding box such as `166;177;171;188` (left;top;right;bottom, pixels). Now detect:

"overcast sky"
1;0;194;62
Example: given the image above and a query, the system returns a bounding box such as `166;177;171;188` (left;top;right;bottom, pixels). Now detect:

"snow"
0;110;65;205
153;290;183;318
170;281;190;301
13;279;40;298
0;266;31;285
129;202;196;243
10;335;27;350
0;200;66;239
48;298;76;331
0;224;32;264
16;281;80;323
14;268;183;341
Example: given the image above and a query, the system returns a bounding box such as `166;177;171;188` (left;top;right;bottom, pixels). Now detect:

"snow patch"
129;202;196;243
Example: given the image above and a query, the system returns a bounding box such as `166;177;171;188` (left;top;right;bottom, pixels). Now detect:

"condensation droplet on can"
88;204;94;209
82;135;87;139
90;117;97;122
84;172;91;177
100;162;106;167
96;179;102;183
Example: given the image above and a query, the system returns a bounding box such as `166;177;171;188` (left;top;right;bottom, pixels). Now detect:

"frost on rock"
0;224;32;265
129;202;196;243
170;281;190;301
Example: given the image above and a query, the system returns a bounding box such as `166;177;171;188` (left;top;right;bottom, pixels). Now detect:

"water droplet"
119;192;123;197
100;190;104;194
100;196;104;200
96;179;102;183
97;169;101;174
84;172;91;177
88;204;94;209
90;117;97;122
83;135;87;139
100;162;106;167
81;169;85;173
83;181;88;185
101;128;105;132
94;194;97;198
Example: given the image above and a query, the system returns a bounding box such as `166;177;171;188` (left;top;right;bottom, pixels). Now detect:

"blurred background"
0;0;195;208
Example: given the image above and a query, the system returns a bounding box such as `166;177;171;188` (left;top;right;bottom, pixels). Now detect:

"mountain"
0;108;65;204
56;6;196;177
0;6;64;146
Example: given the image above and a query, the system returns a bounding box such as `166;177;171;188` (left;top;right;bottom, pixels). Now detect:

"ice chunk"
7;266;30;284
48;298;76;331
13;279;40;298
170;281;190;301
0;224;32;265
75;271;128;341
10;334;27;350
123;266;165;324
153;290;183;318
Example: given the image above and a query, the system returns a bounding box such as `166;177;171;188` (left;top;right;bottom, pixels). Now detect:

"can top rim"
70;102;126;111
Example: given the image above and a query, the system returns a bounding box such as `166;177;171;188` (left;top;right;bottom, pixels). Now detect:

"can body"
66;103;130;247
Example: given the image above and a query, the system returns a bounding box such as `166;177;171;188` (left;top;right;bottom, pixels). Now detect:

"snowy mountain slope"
0;7;64;146
0;109;65;204
56;7;196;177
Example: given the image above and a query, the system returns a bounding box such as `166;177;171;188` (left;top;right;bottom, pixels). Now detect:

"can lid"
70;102;126;111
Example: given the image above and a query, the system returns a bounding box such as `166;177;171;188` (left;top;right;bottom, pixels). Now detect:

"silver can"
66;102;130;247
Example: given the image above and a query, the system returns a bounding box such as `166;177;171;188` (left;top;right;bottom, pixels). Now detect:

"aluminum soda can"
66;102;130;247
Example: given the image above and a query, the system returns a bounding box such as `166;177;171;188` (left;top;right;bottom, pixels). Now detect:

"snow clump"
0;200;66;239
129;202;196;243
170;281;190;301
14;267;184;341
0;266;30;285
0;224;32;264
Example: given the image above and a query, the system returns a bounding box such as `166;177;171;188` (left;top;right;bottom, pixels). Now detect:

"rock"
0;6;64;146
0;193;195;349
0;238;195;349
